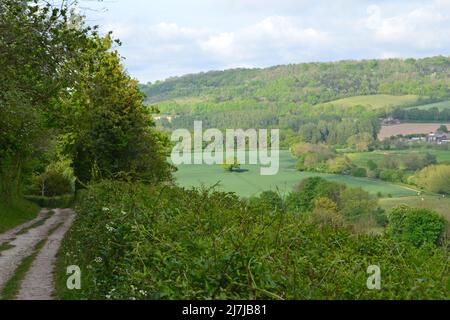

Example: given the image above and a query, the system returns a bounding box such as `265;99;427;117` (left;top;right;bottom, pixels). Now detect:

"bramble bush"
57;181;449;300
386;205;447;247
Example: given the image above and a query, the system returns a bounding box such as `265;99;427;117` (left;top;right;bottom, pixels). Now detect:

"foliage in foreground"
1;0;173;205
0;0;92;201
57;181;449;300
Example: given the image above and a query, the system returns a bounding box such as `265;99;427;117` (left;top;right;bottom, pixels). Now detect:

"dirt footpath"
0;208;75;300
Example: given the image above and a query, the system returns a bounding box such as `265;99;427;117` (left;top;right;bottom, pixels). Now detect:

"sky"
79;0;450;83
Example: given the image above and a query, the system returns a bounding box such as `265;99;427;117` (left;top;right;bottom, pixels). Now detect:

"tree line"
0;0;172;203
390;107;450;122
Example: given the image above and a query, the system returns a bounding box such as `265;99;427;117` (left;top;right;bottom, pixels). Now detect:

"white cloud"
250;16;328;46
200;16;330;64
218;0;310;12
151;23;208;41
84;0;450;82
201;32;239;60
363;2;450;50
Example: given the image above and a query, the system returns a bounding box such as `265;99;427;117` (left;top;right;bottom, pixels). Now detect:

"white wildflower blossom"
102;207;110;212
94;257;103;263
139;290;147;296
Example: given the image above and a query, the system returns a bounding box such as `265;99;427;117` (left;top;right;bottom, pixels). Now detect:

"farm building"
427;130;450;144
381;117;401;125
153;114;177;123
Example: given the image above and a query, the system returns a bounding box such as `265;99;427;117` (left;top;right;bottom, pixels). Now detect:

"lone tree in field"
221;157;240;172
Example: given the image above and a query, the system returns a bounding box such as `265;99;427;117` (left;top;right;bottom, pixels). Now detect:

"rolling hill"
140;56;450;145
140;56;450;112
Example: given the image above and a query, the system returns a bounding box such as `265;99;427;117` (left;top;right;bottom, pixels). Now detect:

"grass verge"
0;198;40;234
54;214;93;300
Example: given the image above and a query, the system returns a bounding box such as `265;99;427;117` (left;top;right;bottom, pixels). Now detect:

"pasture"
172;150;418;198
317;94;420;110
380;195;450;221
406;100;450;111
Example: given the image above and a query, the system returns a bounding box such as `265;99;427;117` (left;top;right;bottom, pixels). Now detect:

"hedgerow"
56;181;449;300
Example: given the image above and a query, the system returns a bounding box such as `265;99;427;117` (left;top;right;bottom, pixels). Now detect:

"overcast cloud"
80;0;450;82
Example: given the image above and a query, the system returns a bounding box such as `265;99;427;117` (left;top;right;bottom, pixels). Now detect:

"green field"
347;149;450;167
317;94;421;110
406;100;450;111
173;150;418;198
380;195;450;221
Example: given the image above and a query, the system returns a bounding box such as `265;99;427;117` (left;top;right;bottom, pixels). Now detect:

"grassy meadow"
317;94;421;110
380;195;450;221
406;100;450;111
173;150;418;198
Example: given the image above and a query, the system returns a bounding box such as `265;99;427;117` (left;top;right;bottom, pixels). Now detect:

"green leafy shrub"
373;208;389;227
286;177;345;212
25;194;74;209
56;181;449;300
251;190;284;211
387;205;447;247
339;187;378;222
351;167;367;177
27;159;75;197
379;170;404;183
37;170;73;197
326;156;352;174
367;160;378;171
309;197;345;230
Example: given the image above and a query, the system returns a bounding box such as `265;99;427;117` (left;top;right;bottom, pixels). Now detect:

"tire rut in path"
16;209;75;300
0;208;75;299
0;209;50;245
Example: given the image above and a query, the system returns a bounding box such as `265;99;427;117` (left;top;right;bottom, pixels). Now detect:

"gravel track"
0;208;75;300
